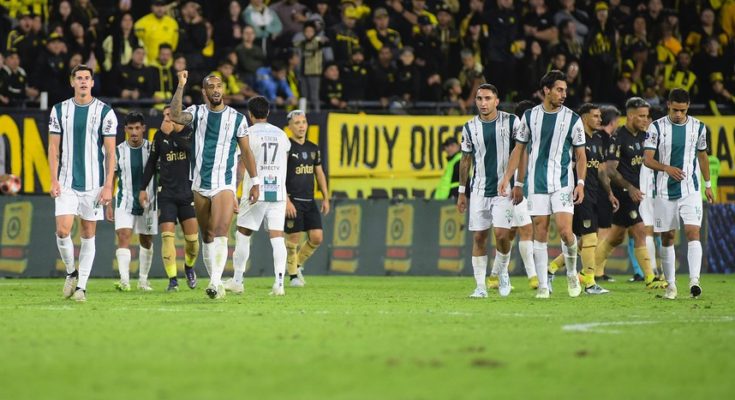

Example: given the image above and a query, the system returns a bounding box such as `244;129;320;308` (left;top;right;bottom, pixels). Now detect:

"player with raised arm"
49;65;118;302
107;112;157;292
643;88;714;299
593;97;666;290
283;110;330;287
225;96;292;296
499;70;587;299
457;84;522;298
169;70;259;300
140;106;200;292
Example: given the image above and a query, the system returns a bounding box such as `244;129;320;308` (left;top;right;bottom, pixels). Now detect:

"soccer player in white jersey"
457;84;521;298
225;96;292;296
643;89;714;299
169;70;259;300
500;70;587;299
106;112;157;292
48;65;118;302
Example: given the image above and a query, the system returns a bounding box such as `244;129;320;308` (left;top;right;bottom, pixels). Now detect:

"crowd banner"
0;196;724;278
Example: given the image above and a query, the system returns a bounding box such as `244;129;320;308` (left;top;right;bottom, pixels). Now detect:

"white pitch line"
563;316;735;334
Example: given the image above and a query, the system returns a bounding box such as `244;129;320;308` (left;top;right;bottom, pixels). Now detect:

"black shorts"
158;191;195;224
285;199;322;234
573;199;599;236
597;193;613;229
612;189;642;227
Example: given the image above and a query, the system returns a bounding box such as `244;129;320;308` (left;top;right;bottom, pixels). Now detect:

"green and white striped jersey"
644;116;708;200
246;122;291;202
48;98;118;191
460;112;521;198
184;104;249;191
515;105;585;195
115;140;155;215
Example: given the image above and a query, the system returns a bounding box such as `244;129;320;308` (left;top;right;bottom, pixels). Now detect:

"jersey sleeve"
315;146;322;166
571;118;585;147
696;121;707;151
101;108;118;137
236;114;250;138
515;112;530;143
460;122;473;153
184;105;197;126
643;122;659;151
49;104;61;134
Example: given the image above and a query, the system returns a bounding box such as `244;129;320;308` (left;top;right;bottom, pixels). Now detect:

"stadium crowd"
0;0;734;113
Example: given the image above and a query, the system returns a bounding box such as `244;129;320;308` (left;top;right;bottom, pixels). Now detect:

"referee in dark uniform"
140;106;199;291
284;110;330;287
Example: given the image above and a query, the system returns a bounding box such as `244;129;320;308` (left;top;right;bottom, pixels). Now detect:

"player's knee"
581;233;598;248
140;235;153;249
56;228;71;238
184;233;199;256
308;232;323;246
684;228;700;242
473;232;488;252
285;241;298;254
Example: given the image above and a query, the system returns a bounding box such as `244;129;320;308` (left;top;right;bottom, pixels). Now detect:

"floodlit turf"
1;275;733;400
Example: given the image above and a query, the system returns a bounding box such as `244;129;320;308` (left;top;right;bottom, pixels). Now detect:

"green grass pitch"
1;275;733;400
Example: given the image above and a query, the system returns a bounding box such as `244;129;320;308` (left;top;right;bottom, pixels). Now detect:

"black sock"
184;265;193;271
68;270;78;278
289;274;298;280
75;286;85;292
170;277;178;284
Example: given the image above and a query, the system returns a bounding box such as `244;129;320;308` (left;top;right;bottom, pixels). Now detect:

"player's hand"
511;187;523;205
248;185;259;205
705;187;714;204
628;187;643;203
177;70;188;87
457;193;467;213
321;198;330;215
609;193;620;212
138;191;149;209
665;165;685;181
105;205;114;222
498;178;510;197
286;199;297;219
50;180;61;198
573;184;584;205
99;185;112;207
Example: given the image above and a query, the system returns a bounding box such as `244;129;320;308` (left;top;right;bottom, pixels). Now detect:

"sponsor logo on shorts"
655;218;661;228
695;206;702;218
630;210;638;219
287;220;295;229
583;219;591;228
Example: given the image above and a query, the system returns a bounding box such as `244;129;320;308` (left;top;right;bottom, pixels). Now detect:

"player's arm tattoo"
459;152;473;188
598;164;613;195
605;160;633;191
236;154;246;190
170;85;193;125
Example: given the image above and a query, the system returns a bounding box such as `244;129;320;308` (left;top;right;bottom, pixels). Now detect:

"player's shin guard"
56;235;75;274
184;234;199;268
472;256;488;289
519;240;536;278
286;241;298;276
209;236;228;286
633;246;654;280
116;248;131;283
271;237;287;289
297;240;319;268
594;239;614;276
77;237;96;290
232;232;250;284
533;241;549;289
580;233;597;287
161;232;177;278
139;245;153;282
562;236;578;275
687;241;702;282
661;245;676;285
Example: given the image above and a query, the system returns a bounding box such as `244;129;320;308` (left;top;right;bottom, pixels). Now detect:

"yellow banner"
330;177;440;199
385;203;414;273
701;116;735;178
437;205;465;273
0;201;32;273
330;203;362;273
327;113;468;178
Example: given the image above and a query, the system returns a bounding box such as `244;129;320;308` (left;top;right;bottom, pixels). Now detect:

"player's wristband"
705;181;712;189
458;186;466;194
514;181;524;188
577;179;585;186
251;176;261;186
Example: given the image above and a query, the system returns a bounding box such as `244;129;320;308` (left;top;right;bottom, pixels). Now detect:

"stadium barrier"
1;196;728;278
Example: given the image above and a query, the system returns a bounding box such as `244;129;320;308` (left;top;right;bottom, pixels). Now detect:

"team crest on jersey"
635;142;641;150
311;152;316;159
302;152;308;159
609;144;616;154
630;210;638;219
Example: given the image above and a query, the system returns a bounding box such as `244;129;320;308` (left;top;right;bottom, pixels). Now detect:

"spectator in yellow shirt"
134;0;178;64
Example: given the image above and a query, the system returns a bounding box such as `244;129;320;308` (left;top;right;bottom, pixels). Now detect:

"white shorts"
640;195;655;227
527;188;574;216
468;195;514;231
55;186;103;221
115;207;158;235
194;186;236;199
654;193;703;232
512;198;532;227
237;200;287;231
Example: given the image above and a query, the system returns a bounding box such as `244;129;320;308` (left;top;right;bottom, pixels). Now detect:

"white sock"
496;251;511;276
562;236;578;275
202;241;212;276
472;255;488;289
139;246;153;282
687;241;702;283
56;235;75;274
661;245;676;286
533;241;549;289
271;237;287;288
519;240;536;278
646;235;658;275
116;248;131;283
490;256;500;276
209;236;228;286
77;237;96;290
232;231;251;284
